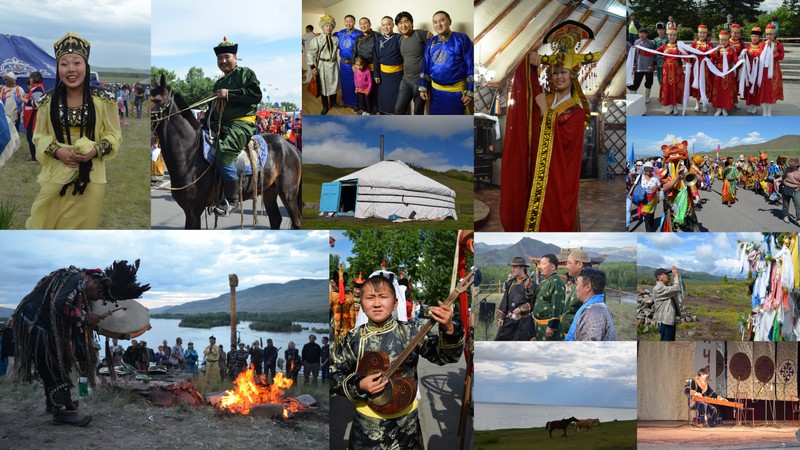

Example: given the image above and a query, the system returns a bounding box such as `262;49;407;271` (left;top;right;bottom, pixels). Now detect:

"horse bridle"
150;91;216;131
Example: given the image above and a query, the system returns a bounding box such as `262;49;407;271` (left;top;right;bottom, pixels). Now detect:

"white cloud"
475;342;637;383
643;234;684;249
151;0;298;58
303;139;380;167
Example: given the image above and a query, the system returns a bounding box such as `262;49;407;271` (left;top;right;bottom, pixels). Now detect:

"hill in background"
150;278;327;314
695;134;800;158
637;265;724;282
476;237;636;266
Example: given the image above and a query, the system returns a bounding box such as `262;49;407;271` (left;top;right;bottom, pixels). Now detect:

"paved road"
330;354;472;450
630;182;800;232
150;173;293;229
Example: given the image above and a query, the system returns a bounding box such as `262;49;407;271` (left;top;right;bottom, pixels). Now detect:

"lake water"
99;318;328;362
475;402;637;430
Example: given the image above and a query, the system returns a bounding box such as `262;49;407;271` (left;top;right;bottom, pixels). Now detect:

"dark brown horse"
150;74;302;229
545;416;578;437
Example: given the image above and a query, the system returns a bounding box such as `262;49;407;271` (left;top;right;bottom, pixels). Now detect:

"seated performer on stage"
330;274;464;448
499;20;601;232
684;368;726;428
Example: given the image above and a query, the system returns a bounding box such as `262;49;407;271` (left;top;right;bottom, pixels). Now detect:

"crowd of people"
627;149;800;231
493;251;617;342
627;13;784;116
106;334;330;384
303;11;473;115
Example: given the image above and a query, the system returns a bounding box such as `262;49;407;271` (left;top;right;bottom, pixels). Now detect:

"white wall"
304;0;474;39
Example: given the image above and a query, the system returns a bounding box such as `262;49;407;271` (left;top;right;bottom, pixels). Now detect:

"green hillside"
637;265;723;283
302;163;473;230
693;135;800;160
474;419;636;450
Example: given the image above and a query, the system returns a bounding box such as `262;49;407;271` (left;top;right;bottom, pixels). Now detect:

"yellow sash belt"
356;398;418;419
230;115;256;123
381;64;403;74
432;79;467;93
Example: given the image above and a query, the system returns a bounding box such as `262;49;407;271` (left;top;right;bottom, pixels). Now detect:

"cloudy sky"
627;117;797;158
638;232;765;278
151;0;301;107
476;232;635;249
303;116;474;172
2;0;150;70
0;230;328;310
474;342;637;408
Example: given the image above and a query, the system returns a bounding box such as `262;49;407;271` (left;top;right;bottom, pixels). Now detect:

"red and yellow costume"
729;24;744;103
330;268;356;345
500;21;599;232
710;31;736;111
759;24;784;105
657;141;698;231
656;28;684;107
690;25;713;102
745;27;763;108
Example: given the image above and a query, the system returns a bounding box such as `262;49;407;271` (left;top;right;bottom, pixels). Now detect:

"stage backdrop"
638;341;695;420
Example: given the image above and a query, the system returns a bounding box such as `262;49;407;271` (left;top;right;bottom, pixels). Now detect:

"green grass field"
302;163;473;230
474;420;636;450
0;103;150;229
638;280;751;341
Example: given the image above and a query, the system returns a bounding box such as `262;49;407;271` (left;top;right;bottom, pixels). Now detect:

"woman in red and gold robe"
759;24;784;116
710;30;736;115
745;27;763;114
656;27;684;115
690;25;713;113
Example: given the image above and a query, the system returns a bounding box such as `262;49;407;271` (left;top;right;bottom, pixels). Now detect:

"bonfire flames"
218;365;303;418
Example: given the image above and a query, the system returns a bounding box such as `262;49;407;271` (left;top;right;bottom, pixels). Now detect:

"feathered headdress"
93;259;151;302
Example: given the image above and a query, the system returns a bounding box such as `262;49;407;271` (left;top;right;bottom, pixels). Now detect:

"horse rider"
207;37;262;216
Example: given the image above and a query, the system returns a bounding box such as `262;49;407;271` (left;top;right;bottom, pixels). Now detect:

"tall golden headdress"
539;20;601;125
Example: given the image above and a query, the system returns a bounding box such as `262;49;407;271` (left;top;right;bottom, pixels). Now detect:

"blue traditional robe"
374;33;403;114
336;28;363;108
420;32;474;115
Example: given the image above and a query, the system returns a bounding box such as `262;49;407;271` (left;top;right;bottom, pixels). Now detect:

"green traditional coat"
532;274;566;341
209;66;262;166
560;283;582;338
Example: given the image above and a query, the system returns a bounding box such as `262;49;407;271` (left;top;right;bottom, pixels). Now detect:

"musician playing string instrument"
331;274;464;449
684;367;727;428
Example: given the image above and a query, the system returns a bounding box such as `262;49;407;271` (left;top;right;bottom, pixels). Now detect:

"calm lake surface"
100;318;327;361
475;402;636;430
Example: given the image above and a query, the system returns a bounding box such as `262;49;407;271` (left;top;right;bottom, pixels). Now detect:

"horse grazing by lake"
150;74;302;229
576;418;601;432
545;416;578;437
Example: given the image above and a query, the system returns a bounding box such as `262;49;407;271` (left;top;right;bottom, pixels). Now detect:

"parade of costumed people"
737;233;800;341
472;1;628;233
626;12;790;117
12;260;150;426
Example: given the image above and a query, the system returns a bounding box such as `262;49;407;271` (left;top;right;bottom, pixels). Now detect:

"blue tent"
0;34;57;92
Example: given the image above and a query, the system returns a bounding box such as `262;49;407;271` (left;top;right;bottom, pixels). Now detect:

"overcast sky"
2;0;150;70
627;117;799;158
476;232;636;249
151;0;300;107
0;230;328;310
638;232;765;277
304;116;474;172
474;342;637;408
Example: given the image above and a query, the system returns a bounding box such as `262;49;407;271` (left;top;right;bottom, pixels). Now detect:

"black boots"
321;95;329;115
53;410;92;427
214;179;239;216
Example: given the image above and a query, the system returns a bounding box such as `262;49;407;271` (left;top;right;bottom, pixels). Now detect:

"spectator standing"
301;335;321;383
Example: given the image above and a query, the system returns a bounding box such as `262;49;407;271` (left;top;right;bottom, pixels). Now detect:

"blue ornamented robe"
420;32;474;115
336;29;363;108
374;33;403;114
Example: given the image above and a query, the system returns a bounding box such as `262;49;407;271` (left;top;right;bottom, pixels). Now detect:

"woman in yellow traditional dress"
26;32;121;229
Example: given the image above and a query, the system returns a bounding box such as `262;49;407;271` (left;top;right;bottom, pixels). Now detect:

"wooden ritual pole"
229;274;238;351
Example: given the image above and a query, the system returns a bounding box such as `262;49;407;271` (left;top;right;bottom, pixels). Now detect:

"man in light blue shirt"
565;268;616;341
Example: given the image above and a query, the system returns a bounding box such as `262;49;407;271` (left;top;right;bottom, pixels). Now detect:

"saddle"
202;131;270;176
